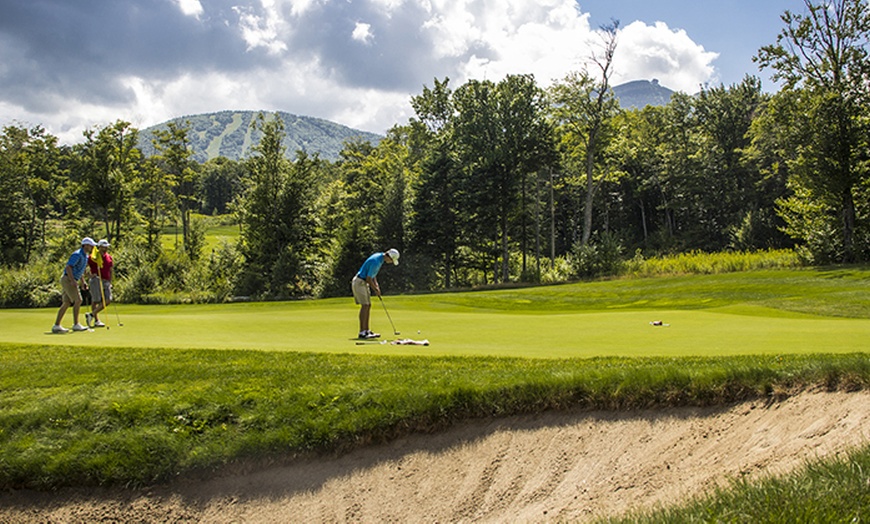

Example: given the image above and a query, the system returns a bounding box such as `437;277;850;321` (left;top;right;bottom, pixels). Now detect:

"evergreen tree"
238;114;318;297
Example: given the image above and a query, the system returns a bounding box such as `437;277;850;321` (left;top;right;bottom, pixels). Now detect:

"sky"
0;0;804;145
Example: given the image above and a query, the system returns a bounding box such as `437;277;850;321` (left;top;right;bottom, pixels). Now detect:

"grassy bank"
1;346;868;490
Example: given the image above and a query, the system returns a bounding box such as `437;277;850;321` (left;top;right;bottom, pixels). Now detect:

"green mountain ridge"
137;110;383;162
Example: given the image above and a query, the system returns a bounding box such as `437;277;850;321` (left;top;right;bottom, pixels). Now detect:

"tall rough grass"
622;249;801;278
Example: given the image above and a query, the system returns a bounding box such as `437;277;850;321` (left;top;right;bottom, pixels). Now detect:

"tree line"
1;0;867;305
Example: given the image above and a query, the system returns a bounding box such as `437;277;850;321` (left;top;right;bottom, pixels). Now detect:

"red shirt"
88;252;113;281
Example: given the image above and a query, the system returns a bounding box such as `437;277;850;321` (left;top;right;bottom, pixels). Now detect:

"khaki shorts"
60;275;82;306
351;276;371;305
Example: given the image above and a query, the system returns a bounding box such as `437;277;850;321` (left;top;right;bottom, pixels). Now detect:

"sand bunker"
2;390;868;523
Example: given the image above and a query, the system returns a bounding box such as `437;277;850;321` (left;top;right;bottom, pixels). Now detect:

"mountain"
137;111;383;162
138;83;670;163
612;79;675;109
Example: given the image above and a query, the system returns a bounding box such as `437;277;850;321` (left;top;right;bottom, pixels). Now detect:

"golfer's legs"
359;304;371;332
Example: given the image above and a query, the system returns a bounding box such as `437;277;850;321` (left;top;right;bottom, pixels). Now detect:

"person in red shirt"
85;239;114;328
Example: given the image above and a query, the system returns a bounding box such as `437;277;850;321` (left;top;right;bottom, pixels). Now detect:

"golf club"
113;301;123;327
378;295;400;335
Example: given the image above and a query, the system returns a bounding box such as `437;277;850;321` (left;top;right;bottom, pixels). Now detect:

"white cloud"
174;0;204;18
233;1;288;55
369;0;408;12
416;0;720;95
615;21;719;93
352;22;374;44
285;0;322;17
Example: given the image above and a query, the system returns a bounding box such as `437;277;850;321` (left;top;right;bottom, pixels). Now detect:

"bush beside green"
0;257;60;308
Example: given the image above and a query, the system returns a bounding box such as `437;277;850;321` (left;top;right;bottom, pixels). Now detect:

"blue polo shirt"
64;248;90;280
357;252;385;279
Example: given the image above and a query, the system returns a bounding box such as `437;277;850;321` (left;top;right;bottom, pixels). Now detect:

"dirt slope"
2;390;868;523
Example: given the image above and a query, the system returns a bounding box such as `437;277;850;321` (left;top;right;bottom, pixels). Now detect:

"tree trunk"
841;187;856;262
535;171;541;281
521;172;527;277
639;200;648;243
582;152;595;246
549;169;555;263
501;212;509;282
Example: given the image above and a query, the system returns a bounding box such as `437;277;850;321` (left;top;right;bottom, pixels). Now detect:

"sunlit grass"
158;214;240;253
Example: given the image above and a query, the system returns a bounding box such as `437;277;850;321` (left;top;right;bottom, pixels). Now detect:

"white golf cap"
386;248;400;265
98;239;110;247
81;237;97;246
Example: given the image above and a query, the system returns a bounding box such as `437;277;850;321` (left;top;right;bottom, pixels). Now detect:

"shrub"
207;240;245;302
119;265;158;304
570;232;624;278
0;258;62;308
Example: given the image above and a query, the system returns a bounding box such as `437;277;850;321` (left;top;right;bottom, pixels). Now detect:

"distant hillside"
613;79;675;109
138;111;383;162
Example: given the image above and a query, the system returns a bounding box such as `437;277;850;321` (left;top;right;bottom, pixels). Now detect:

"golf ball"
417;330;421;334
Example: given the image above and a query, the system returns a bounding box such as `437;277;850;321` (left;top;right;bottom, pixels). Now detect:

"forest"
0;0;868;306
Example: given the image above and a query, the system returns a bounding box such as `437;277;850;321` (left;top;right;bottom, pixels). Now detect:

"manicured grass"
0;267;867;492
2;268;869;358
430;267;870;317
4;302;869;358
159;217;240;253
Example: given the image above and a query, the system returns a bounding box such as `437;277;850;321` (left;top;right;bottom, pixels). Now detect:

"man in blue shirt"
352;248;399;339
52;237;97;333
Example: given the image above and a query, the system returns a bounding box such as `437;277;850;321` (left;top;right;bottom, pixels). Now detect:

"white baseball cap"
386;248;400;265
98;239;110;247
81;237;97;246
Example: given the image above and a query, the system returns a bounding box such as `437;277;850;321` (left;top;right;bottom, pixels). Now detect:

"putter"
112;298;123;327
378;295;400;335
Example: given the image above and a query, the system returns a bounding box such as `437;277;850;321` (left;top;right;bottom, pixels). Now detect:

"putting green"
2;300;867;358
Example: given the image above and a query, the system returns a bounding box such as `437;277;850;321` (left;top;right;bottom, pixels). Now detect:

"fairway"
3;268;868;358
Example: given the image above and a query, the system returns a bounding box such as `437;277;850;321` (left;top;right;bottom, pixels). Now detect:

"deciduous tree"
78;120;141;244
756;0;870;261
